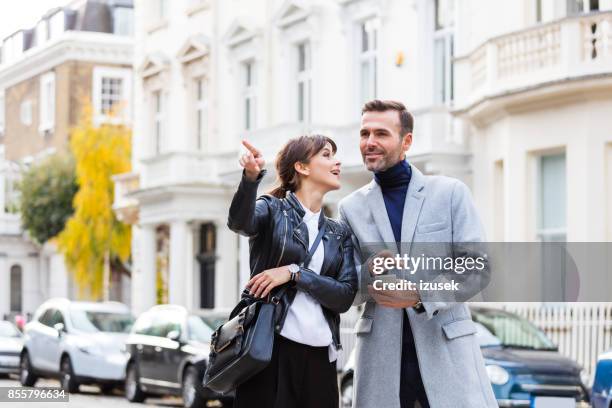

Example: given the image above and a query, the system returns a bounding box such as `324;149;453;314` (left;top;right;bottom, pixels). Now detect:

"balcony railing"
141;150;239;188
456;11;612;108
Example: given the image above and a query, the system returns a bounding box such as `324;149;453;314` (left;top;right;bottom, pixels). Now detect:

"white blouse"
279;199;337;362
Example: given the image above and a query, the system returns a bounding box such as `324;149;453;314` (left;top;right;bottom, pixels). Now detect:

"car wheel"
19;352;38;387
125;362;146;403
60;356;79;393
182;366;205;408
341;376;354;408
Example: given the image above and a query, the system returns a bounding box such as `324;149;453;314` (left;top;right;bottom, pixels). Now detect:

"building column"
48;252;68;299
22;256;40;316
186;222;198;310
0;254;8;318
214;220;239;308
132;224;157;315
169;220;188;307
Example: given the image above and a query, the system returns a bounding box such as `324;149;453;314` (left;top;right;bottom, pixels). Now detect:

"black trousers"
234;334;339;408
400;311;430;408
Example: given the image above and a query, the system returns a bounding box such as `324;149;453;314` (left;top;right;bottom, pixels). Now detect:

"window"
38;309;55;326
39;72;55;132
70;310;134;333
537;153;566;241
296;42;312;123
10;265;22;312
242;61;256;130
186;315;214;342
133;312;155;335
0;91;5;134
195;78;208;151
567;0;599;14
39;308;65;328
198;223;216;309
101;78;123;115
149;310;181;338
20;100;32;126
49;310;66;327
536;0;542;23
153;91;165;154
358;20;377;105
113;7;134;36
434;0;455;104
92;67;131;124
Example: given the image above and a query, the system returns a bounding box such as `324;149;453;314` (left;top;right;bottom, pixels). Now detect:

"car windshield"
0;321;21;337
187;315;215;343
70;310;134;333
471;308;557;351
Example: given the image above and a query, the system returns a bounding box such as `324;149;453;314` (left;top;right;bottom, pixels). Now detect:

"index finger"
242;140;261;157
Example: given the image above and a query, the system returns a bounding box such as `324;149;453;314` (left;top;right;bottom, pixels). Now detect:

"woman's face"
300;142;341;191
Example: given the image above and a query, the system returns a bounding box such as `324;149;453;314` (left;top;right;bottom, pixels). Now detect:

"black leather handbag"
203;221;326;394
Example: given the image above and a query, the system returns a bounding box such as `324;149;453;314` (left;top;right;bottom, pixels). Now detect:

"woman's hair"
268;134;337;199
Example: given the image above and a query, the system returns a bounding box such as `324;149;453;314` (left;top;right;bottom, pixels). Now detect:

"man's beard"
363;150;398;172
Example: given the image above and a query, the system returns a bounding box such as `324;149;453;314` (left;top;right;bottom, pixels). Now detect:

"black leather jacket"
227;170;358;350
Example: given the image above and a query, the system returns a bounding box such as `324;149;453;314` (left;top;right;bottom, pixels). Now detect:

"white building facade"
118;0;612;315
0;0;134;319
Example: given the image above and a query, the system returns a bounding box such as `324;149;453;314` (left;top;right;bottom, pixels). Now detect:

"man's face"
359;110;412;172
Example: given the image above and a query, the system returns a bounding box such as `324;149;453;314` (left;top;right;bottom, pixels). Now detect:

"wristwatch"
288;264;300;282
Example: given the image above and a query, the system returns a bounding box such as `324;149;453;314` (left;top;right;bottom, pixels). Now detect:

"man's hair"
361;99;414;137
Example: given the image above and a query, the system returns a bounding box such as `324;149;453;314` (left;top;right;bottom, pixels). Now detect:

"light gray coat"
338;163;498;408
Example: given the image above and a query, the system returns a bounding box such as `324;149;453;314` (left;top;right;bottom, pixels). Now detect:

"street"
0;375;215;408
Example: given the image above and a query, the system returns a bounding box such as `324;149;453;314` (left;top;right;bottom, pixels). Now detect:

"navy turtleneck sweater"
374;159;419;363
374;159;412;245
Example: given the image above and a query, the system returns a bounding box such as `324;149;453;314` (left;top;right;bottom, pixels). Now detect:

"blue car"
591;349;612;408
340;306;590;408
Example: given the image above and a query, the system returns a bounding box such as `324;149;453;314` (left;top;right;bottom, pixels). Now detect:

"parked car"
339;306;590;408
124;305;231;408
0;321;24;377
591;349;612;408
20;298;134;393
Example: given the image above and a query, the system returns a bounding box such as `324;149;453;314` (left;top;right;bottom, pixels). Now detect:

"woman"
227;135;358;408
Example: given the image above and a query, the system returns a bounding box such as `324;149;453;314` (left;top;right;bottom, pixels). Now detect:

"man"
338;100;497;408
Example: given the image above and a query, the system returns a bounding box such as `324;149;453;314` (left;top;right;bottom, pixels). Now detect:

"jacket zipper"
276;209;288;267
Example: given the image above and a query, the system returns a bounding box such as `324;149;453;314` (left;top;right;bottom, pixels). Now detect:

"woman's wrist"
244;169;260;182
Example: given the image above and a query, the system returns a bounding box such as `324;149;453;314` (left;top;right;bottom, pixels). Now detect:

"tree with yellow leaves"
56;106;132;301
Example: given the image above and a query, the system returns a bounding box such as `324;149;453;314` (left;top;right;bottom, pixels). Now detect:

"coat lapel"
400;163;426;256
365;180;398;253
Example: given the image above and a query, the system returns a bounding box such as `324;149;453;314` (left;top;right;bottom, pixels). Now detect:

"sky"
0;0;66;40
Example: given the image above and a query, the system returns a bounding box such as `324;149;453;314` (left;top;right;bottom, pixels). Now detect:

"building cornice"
0;31;133;89
452;73;612;126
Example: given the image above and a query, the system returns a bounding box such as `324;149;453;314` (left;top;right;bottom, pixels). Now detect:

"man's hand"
246;266;291;298
367;283;420;308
